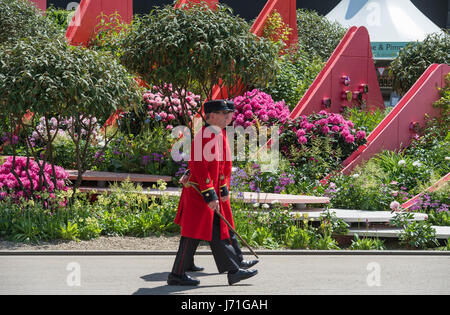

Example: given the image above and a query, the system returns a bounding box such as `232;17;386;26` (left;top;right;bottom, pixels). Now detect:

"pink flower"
244;110;253;119
390;201;401;212
267;110;277;119
341;129;350;138
356;130;366;140
305;123;315;132
297;136;308;144
315;118;328;126
0;157;68;202
296;129;306;137
321;126;330;135
345;134;355;143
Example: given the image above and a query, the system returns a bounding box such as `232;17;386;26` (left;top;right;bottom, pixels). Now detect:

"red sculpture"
66;0;133;46
290;26;384;118
28;0;46;12
341;63;450;174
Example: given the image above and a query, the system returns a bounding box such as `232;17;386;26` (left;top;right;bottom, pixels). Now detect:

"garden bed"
0;1;448;252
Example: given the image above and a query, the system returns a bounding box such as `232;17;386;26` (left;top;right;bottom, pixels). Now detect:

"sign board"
371;42;410;59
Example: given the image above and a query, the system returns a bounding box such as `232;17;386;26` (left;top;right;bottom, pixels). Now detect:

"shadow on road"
133;284;231;295
140;271;220;282
135;272;251;295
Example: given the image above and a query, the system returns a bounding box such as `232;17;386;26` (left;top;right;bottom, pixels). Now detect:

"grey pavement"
0;253;449;295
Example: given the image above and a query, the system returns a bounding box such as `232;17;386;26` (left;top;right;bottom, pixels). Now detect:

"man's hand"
208;200;220;214
221;195;229;202
179;174;189;186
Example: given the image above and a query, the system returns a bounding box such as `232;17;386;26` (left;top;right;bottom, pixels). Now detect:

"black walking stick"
186;182;259;259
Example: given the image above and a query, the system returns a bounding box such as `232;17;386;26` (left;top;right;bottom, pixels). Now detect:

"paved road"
0;254;449;295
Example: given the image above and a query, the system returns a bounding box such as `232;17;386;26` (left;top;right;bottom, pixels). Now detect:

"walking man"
167;100;258;286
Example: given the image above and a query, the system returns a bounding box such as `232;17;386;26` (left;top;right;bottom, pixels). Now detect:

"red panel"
66;0;132;46
402;173;449;210
290;26;384;118
250;0;298;48
341;63;449;175
29;0;46;12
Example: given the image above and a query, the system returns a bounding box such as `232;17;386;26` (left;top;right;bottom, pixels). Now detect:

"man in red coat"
167;100;258;286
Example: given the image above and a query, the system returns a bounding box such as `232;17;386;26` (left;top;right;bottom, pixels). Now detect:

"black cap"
204;100;235;114
225;100;235;112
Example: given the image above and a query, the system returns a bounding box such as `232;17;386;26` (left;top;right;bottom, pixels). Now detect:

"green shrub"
261;47;324;109
88;12;131;59
284;225;311;249
121;3;278;131
0;0;62;45
349;234;386;250
0;35;142;192
97;126;181;177
343;107;392;134
389;32;450;94
391;212;440;249
296;9;347;62
46;6;73;31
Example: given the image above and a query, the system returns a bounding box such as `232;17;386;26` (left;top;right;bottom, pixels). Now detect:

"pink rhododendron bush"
278;111;367;178
232;89;290;128
0;157;69;201
145;85;201;128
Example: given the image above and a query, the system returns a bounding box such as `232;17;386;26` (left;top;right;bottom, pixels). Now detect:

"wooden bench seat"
67;170;172;183
77;186;330;205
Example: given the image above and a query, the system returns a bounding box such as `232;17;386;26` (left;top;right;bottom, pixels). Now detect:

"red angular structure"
341;63;450;175
29;0;46;12
290;26;384;118
66;0;133;46
402;173;449;210
250;0;298;49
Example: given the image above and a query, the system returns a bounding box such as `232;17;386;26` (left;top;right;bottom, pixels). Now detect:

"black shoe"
240;259;259;269
186;264;205;272
227;268;258;285
167;273;200;286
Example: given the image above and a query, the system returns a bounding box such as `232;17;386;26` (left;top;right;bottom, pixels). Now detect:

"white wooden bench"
347;226;450;239
77;186;330;207
67;170;173;187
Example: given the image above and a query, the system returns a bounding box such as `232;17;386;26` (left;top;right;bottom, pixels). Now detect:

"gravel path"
0;236;210;251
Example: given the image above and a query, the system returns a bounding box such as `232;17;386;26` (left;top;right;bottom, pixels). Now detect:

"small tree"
296;9;347;62
389;32;450;94
120;2;279;134
0;0;62;45
0;35;142;197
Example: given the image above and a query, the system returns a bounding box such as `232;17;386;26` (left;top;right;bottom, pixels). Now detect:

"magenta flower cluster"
282;110;366;143
0;157;69;201
280;110;367;159
232;89;290;128
144;85;201;130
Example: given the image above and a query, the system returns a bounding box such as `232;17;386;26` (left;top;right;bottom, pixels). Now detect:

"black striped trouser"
171;214;241;275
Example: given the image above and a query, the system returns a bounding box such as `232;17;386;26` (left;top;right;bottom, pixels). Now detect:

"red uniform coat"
175;125;234;241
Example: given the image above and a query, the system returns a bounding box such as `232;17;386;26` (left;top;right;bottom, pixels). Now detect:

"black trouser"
171;214;241;275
